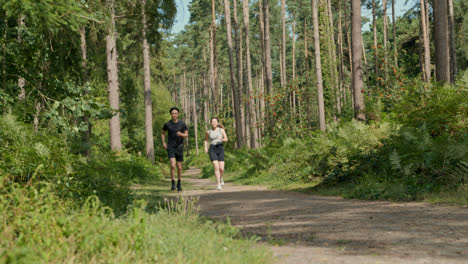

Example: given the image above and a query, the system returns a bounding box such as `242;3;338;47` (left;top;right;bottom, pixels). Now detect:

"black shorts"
167;144;184;162
209;144;225;162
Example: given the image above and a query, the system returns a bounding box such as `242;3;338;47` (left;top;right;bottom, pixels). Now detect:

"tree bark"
311;0;326;131
383;0;388;82
392;0;397;68
17;15;25;100
351;0;366;121
372;0;379;77
141;0;155;163
263;0;273;97
281;0;287;87
338;0;345;108
211;0;219;113
106;0;122;151
192;73;199;155
447;0;456;83
292;11;296;114
420;0;431;82
3;17;7;91
80;26;91;157
224;0;243;148
233;0;246;146
433;0;450;83
243;0;258;148
345;1;354;109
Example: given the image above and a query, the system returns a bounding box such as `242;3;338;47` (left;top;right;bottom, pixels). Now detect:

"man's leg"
170;158;176;190
176;161;183;191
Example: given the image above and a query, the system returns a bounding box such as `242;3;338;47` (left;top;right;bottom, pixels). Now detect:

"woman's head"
210;117;225;129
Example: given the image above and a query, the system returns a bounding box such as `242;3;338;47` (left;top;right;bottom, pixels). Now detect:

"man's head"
170;107;179;121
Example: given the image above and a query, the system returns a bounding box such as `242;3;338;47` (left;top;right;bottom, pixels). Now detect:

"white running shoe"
217;184;222;191
220;178;225;186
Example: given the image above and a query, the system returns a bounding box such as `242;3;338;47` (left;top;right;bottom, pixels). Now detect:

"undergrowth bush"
0;114;162;214
0;179;272;264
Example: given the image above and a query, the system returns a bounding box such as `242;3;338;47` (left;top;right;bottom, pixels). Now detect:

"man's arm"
176;130;188;138
161;130;167;149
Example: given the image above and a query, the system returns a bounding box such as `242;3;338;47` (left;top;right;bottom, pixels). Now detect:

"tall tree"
373;0;379;77
263;0;273;98
80;26;91;157
382;0;388;81
106;0;122;151
243;0;258;148
420;0;430;82
311;0;326;131
392;0;397;68
292;10;297;113
211;0;219;113
447;0;456;82
192;73;199;155
281;0;287;87
223;0;243;148
232;0;246;146
141;0;154;163
433;0;450;82
351;0;365;121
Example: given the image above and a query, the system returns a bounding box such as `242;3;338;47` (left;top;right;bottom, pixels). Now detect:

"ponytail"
217;123;225;130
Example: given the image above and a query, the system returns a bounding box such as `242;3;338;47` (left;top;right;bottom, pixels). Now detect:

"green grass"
1;180;274;264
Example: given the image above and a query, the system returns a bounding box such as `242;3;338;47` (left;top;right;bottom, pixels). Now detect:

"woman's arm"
221;129;228;142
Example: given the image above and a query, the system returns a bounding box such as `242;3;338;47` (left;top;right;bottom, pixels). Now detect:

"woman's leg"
218;161;225;183
212;160;220;185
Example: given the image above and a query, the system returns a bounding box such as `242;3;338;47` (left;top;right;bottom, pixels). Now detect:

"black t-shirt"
162;120;188;147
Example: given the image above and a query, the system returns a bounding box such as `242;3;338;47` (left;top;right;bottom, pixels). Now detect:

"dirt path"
167;168;468;264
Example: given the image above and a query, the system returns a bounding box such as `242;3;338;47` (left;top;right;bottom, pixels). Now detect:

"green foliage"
0;114;162;214
0;182;272;264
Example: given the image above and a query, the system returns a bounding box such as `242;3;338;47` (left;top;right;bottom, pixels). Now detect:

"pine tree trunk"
383;0;388;82
392;0;397;68
263;0;273;97
17;15;25;100
233;0;246;146
224;0;243;148
243;0;258;148
373;0;379;77
141;0;155;163
80;26;91;157
434;0;450;83
192;73;199;156
106;0;122;151
345;2;354;109
292;11;296;114
3;17;7;91
338;0;345;108
281;0;287;87
311;0;326;131
420;0;431;82
351;0;366;121
280;40;284;87
211;0;219;114
447;0;456;83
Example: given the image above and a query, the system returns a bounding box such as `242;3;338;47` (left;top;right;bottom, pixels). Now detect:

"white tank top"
208;127;224;145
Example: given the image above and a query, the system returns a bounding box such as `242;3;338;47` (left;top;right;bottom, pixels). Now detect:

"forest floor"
157;167;468;264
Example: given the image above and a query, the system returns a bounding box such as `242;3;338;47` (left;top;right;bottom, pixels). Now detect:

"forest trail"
165;168;468;264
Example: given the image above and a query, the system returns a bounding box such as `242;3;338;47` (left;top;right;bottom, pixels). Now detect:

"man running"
162;107;188;191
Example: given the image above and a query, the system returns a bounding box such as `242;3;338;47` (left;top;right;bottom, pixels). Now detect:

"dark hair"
210;117;225;129
169;107;180;113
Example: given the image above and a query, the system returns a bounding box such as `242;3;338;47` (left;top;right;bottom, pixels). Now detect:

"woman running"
204;117;228;191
